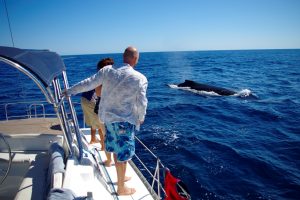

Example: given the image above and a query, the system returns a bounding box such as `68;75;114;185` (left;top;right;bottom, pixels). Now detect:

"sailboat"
0;46;190;200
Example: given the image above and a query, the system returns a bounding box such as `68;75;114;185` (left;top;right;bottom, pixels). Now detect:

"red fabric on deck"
164;169;188;200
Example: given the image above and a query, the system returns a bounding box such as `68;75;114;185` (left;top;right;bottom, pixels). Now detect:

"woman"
81;58;114;151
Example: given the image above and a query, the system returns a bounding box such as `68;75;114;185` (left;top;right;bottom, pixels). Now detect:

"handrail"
134;136;166;199
2;101;82;121
3;101;56;120
134;136;192;199
29;104;45;118
135;136;165;167
62;71;84;161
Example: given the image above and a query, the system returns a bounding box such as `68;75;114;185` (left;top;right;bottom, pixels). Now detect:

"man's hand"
61;89;70;98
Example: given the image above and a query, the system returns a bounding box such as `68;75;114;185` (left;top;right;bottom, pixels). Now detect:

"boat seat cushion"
47;142;65;188
47;188;77;200
14;152;50;200
14;142;66;200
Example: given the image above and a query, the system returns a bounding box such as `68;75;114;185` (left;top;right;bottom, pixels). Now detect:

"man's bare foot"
100;143;105;151
124;176;131;182
117;186;136;196
104;160;113;167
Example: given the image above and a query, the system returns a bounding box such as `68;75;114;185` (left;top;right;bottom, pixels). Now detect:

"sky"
0;0;300;55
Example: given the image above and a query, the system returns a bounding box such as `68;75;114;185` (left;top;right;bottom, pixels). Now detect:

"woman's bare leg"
89;128;97;144
98;128;105;150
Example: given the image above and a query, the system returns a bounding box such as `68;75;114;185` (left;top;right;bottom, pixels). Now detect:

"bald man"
66;46;148;195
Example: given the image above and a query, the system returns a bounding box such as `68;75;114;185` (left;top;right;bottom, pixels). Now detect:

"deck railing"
2;101;82;121
133;135;191;199
3;101;55;120
133;136;166;199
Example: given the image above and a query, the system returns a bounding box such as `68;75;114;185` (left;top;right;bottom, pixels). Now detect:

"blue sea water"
1;49;300;199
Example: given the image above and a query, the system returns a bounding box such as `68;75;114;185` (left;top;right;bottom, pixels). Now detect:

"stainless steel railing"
133;136;166;199
2;101;82;121
3;101;55;120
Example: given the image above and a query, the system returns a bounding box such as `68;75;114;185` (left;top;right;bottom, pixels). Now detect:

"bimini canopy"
0;46;66;87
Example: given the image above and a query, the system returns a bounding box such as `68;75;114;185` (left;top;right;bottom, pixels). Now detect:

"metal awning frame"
0;53;84;161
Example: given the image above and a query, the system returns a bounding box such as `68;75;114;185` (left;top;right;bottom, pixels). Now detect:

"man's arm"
137;78;148;124
66;68;105;96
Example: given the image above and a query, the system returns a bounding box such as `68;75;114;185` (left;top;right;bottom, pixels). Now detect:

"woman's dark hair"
97;57;114;70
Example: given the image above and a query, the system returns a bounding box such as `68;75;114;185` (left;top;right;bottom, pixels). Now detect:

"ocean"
1;49;300;199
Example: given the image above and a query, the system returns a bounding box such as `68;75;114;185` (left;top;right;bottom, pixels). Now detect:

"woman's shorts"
105;122;135;162
81;97;103;129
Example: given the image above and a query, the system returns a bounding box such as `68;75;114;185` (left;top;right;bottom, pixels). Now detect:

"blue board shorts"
105;122;135;162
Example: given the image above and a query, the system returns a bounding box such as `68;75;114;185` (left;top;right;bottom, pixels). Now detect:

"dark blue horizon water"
1;49;300;199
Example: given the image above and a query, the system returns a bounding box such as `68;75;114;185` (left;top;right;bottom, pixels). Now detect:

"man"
65;46;148;195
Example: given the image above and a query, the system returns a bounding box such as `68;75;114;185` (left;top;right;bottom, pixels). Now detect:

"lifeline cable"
3;0;15;47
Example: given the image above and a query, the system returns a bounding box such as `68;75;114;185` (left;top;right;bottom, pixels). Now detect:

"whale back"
178;80;236;96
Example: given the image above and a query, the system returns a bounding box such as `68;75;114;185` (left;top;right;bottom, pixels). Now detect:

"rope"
135;136;165;168
3;0;15;47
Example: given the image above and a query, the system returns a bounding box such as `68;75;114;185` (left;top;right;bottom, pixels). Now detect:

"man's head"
123;46;139;67
97;57;114;71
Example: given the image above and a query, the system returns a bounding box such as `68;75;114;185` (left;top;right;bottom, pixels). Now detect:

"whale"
177;80;236;96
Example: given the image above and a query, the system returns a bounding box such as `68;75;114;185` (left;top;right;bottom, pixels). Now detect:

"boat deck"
81;129;157;200
0;118;62;135
0;119;158;199
0;118;64;152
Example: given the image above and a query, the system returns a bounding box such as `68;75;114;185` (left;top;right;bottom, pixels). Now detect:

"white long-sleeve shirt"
67;64;148;130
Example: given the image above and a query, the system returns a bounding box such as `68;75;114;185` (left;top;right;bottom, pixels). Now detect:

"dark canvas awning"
0;46;66;87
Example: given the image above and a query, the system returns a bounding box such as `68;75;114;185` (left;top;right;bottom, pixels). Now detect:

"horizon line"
61;47;300;56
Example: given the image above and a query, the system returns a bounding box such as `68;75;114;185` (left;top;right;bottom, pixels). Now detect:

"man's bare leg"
114;154;135;195
104;151;113;167
123;162;131;181
104;153;131;181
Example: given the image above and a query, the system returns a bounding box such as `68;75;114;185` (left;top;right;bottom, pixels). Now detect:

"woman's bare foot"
89;138;100;144
117;186;136;196
104;160;113;167
89;140;97;144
